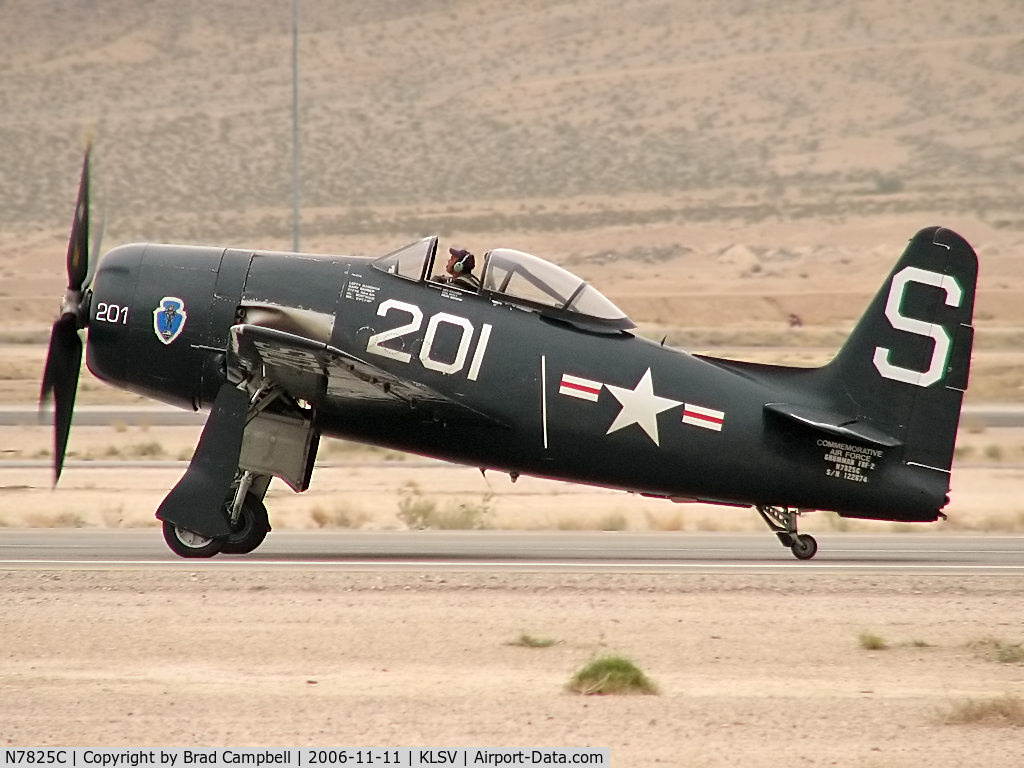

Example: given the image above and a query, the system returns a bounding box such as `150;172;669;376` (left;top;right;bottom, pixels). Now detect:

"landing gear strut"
757;505;818;561
221;472;271;555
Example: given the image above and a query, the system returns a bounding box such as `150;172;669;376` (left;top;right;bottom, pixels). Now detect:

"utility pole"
291;0;300;253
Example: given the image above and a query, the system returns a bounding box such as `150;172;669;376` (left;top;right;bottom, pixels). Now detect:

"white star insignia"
604;368;682;446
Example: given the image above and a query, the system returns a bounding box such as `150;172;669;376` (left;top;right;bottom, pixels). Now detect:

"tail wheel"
220;494;270;555
790;534;818;561
162;521;225;559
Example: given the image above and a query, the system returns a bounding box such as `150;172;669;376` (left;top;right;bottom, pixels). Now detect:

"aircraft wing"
229;324;505;425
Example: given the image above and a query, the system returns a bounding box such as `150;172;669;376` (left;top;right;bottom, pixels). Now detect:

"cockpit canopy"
480;248;633;330
370;237;634;333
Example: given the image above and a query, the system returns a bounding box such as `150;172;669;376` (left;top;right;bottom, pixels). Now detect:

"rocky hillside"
1;0;1023;245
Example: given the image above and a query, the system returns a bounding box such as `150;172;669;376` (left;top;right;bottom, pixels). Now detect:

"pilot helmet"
449;248;475;273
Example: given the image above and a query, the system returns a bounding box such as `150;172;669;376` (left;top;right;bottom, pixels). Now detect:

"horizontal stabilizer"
764;402;902;447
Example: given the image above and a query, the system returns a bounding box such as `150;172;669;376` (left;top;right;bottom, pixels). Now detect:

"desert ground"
2;0;1024;759
2;570;1024;767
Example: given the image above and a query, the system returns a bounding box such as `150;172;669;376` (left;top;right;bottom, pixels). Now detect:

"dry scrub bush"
24;512;88;528
969;637;1024;664
310;504;370;529
397;483;492;530
598;512;628;531
131;441;165;458
645;510;685;531
568;655;658;696
942;511;1024;533
509;634;558;648
859;631;888;650
940;695;1024;726
555;513;628;531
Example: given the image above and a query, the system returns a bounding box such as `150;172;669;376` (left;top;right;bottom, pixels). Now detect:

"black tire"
220;494;270;555
162;521;225;558
790;533;818;561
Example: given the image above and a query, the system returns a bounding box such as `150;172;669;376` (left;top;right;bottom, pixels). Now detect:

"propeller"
40;142;93;484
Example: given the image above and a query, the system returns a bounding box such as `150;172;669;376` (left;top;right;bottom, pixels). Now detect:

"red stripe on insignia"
562;380;600;395
559;374;602;401
682;403;725;431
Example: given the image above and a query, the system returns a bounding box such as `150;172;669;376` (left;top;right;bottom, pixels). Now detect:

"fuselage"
87;242;948;523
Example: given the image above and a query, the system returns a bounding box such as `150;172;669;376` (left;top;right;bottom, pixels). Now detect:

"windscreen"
370;237;437;282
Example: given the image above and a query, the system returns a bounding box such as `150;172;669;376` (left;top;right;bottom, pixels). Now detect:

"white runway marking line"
2;560;1024;570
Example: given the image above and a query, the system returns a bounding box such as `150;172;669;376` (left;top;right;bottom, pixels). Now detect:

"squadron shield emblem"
153;296;187;345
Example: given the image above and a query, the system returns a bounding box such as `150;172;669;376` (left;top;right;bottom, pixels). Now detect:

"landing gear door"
238;411;320;492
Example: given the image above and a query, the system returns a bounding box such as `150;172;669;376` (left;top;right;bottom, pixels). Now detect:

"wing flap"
230;324;503;425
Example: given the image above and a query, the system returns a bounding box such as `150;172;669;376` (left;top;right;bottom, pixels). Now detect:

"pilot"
436;247;481;291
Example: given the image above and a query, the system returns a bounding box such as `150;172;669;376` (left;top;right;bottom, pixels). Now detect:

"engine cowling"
87;243;227;410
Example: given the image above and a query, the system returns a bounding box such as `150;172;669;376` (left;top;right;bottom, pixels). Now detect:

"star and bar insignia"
558;368;726;445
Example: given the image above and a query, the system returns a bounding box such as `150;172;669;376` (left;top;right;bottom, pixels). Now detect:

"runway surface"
1;529;1022;573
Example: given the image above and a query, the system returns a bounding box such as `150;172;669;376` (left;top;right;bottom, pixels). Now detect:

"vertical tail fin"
825;226;977;473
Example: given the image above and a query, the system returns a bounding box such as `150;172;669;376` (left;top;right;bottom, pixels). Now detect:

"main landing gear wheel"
221;494;270;555
162;522;225;558
790;533;818;561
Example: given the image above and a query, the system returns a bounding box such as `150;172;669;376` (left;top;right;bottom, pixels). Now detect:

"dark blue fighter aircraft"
41;148;978;559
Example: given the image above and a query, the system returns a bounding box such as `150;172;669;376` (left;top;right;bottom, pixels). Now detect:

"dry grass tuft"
568;655;658;696
969;637;1024;664
693;517;745;532
397;483;493;530
509;633;559;648
555;517;589;530
983;444;1004;461
555;513;628;531
827;513;851;532
645;510;685;531
131;441;165;458
940;695;1024;726
859;631;888;651
24;512;89;528
598;512;628;531
310;504;370;529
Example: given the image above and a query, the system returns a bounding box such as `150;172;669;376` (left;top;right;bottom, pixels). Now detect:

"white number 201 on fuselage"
365;299;492;380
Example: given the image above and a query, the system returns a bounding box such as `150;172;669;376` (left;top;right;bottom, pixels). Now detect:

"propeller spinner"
39;144;95;483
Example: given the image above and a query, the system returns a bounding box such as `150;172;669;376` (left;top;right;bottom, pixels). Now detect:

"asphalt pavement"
1;529;1021;573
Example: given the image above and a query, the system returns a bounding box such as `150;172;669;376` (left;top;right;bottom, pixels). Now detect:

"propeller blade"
66;142;90;292
39;315;82;484
41;142;93;485
84;211;104;289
